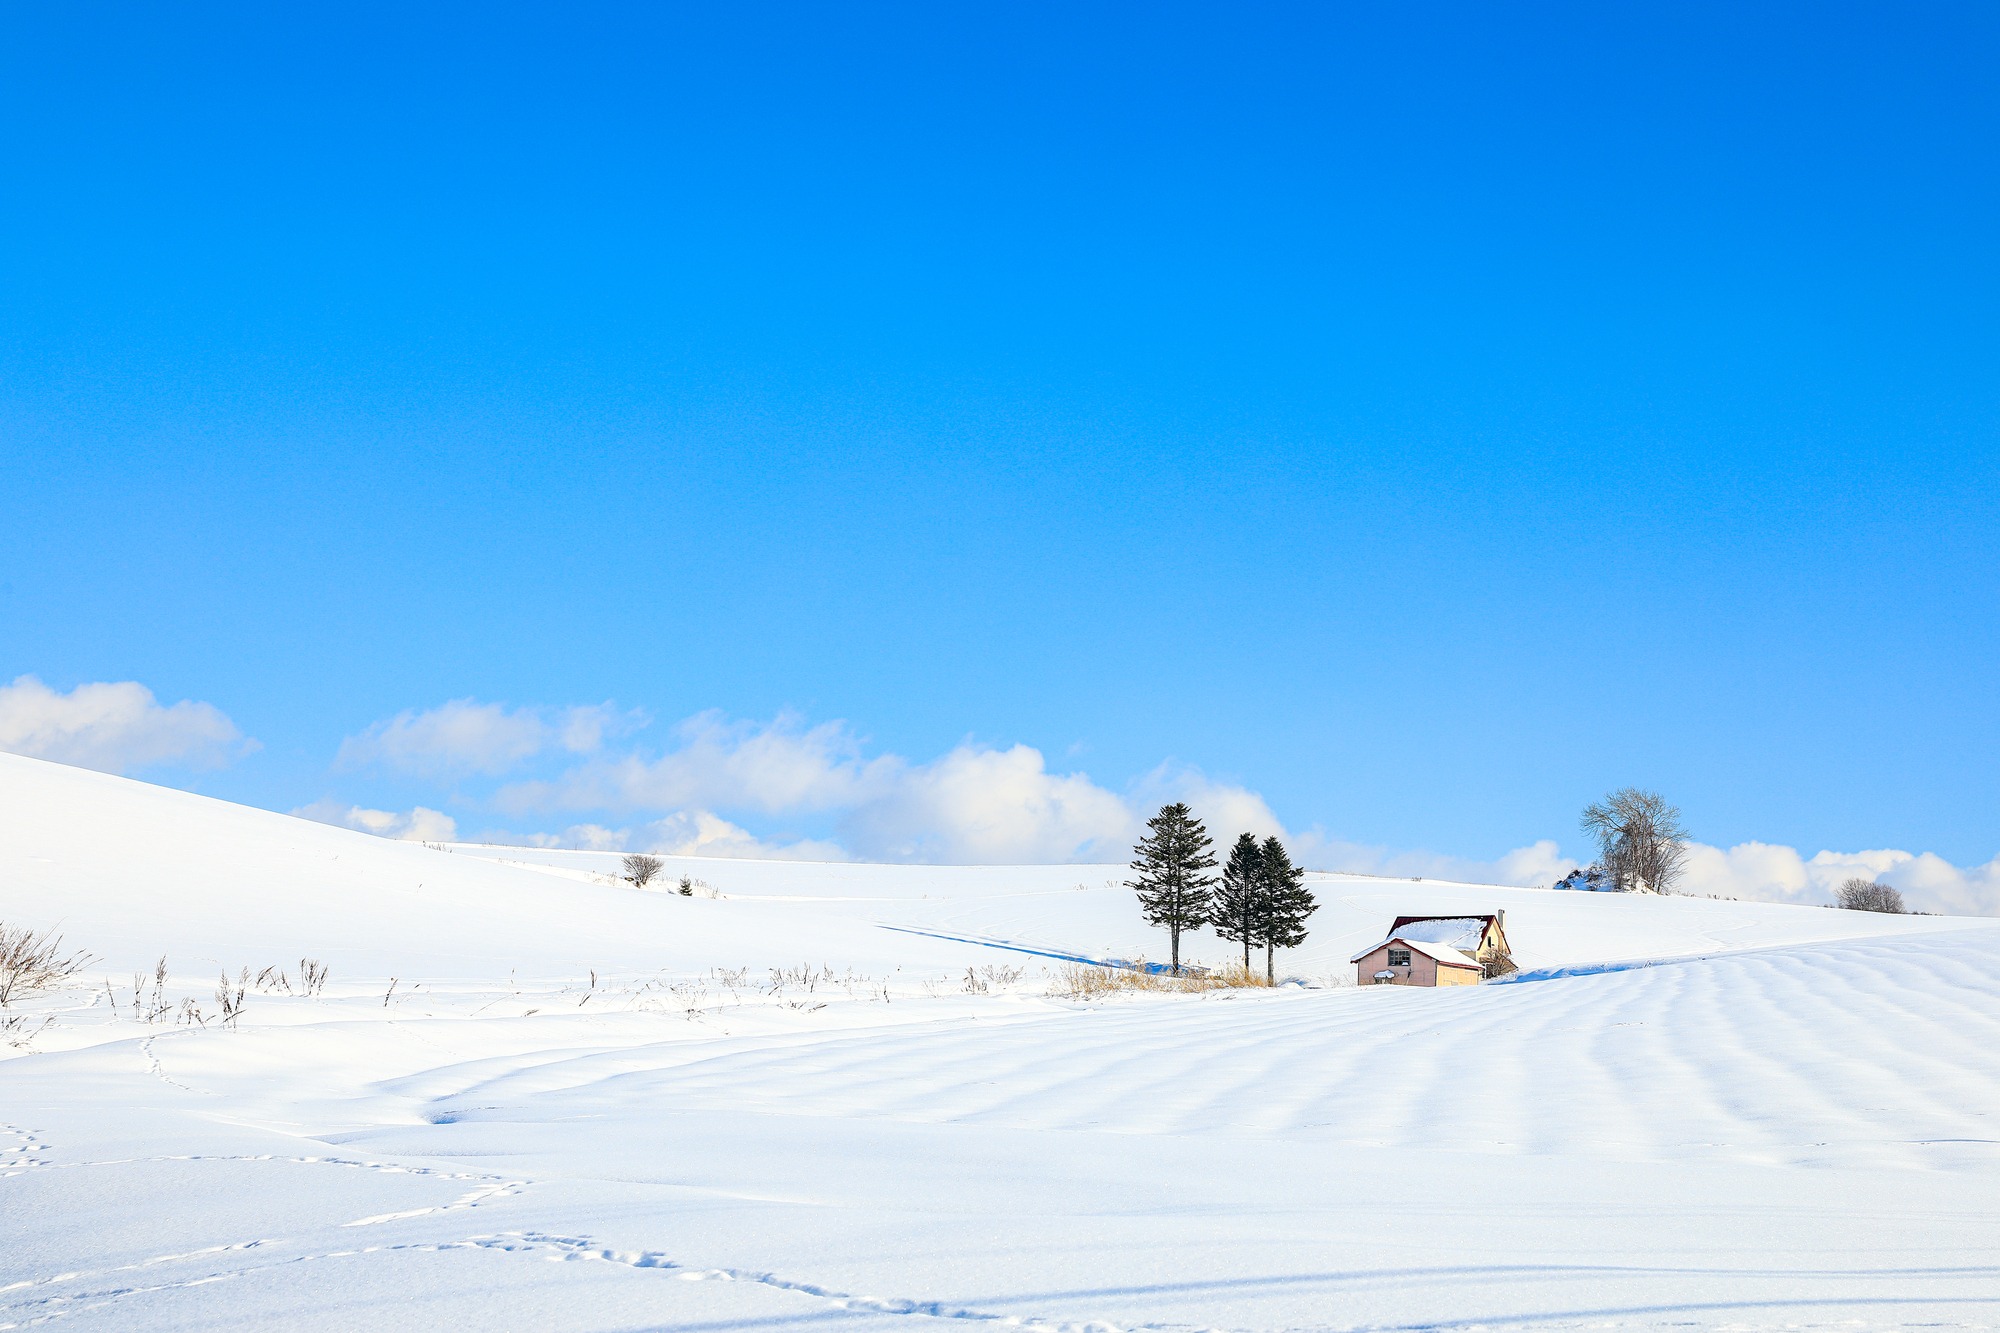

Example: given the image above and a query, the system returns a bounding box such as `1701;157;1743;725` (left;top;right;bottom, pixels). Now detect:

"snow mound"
7;754;2000;1330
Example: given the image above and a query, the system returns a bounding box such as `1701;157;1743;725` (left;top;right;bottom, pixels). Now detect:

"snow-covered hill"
4;753;1998;1331
0;753;1964;987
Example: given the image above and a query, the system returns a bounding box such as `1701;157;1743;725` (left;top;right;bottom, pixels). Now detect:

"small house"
1350;912;1513;987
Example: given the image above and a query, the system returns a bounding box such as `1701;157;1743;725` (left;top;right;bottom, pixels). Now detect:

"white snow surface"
4;752;2000;1331
1382;917;1489;950
1352;935;1481;969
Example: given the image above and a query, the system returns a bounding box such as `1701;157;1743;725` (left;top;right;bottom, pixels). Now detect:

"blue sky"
2;4;1996;899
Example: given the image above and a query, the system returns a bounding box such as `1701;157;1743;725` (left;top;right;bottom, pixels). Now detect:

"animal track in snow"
467;1232;1186;1333
0;1125;53;1178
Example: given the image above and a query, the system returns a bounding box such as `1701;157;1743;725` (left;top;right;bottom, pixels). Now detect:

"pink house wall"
1355;943;1481;987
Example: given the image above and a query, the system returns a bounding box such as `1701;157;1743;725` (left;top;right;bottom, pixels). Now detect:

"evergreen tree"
1256;836;1316;984
1212;832;1264;971
1127;803;1217;971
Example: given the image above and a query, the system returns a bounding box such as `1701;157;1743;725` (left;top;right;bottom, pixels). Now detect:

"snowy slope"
4;752;1959;990
453;841;1968;980
0;754;1009;983
5;754;2000;1331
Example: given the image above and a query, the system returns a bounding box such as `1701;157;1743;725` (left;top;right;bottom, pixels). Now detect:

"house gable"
1388;913;1512;970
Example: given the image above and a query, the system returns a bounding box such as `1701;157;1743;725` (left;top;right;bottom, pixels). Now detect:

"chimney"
1496;908;1506;933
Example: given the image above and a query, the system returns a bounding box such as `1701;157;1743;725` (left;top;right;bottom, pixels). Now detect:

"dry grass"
0;923;94;1006
2;1011;55;1048
1048;958;1273;999
1208;960;1273;989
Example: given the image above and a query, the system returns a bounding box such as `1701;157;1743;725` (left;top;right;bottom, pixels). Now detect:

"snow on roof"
1349;935;1484;969
1390;916;1489;950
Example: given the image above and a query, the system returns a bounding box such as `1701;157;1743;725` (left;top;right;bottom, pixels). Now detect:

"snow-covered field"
4;752;1999;1330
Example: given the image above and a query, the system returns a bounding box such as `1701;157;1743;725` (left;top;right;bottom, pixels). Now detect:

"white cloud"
1445;837;2000;916
349;701;2000;914
1301;834;1997;916
338;699;642;777
640;810;848;861
1137;764;1287;844
842;744;1137;863
503;715;1354;864
293;799;457;842
1675;841;2000;916
1278;832;1580;887
501;714;1139;863
462;811;844;860
0;675;248;774
501;710;893;813
1680;840;1815;903
497;822;634;852
1882;852;2000;917
1277;832;2000;916
446;822;632;851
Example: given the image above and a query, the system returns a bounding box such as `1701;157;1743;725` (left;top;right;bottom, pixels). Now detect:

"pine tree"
1256;836;1316;984
1127;803;1217;972
1212;832;1264;972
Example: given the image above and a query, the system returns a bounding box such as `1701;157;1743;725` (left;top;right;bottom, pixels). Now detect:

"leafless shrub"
299;959;329;996
254;965;292;995
177;997;206;1027
215;969;247;1030
622;854;665;888
1837;878;1907;914
0;923;95;1006
962;967;988;995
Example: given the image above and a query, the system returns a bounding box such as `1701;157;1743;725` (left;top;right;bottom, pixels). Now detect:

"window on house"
1387;948;1412;967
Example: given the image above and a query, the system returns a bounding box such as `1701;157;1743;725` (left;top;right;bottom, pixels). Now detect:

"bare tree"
622;853;665;888
1836;878;1906;914
1580;788;1689;894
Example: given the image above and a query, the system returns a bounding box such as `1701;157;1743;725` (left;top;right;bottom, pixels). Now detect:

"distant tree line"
1127;803;1316;981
